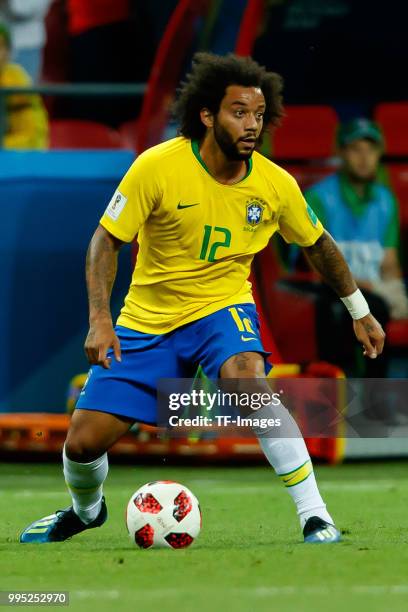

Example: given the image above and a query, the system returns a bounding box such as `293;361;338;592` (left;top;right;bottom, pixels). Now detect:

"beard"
213;119;256;161
347;168;377;184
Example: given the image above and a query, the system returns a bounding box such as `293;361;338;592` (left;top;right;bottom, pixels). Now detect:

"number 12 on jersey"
199;225;231;262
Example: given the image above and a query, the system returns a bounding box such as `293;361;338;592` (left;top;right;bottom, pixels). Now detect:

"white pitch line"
74;590;120;600
70;585;408;599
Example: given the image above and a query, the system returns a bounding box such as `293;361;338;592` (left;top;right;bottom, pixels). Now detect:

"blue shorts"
76;303;271;424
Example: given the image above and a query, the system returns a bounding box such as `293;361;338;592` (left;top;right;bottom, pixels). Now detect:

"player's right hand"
84;318;122;369
353;313;385;359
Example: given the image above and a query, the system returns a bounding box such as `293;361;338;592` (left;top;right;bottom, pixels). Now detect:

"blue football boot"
20;497;107;543
303;516;341;544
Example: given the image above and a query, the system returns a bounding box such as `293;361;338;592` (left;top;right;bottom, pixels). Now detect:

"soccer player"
20;53;384;544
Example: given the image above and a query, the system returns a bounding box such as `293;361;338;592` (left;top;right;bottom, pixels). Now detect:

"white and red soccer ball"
126;481;201;549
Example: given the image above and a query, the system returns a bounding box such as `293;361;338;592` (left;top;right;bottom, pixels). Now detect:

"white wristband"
340;288;370;320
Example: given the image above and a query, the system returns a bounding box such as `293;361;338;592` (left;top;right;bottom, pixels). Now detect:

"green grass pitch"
2;461;408;612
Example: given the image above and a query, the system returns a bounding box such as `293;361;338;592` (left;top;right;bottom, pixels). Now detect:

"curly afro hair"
173;52;284;140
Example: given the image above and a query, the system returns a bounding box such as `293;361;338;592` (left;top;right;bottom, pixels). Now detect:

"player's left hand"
353;313;385;359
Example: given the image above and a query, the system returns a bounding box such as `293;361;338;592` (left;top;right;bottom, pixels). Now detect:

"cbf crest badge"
246;199;265;226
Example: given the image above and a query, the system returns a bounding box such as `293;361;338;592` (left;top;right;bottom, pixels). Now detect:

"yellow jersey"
100;137;323;334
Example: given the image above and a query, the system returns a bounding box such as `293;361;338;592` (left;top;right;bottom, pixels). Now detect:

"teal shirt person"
305;171;399;283
304;118;408;320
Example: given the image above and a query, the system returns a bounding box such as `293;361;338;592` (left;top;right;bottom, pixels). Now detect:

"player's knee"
64;435;105;463
221;352;265;378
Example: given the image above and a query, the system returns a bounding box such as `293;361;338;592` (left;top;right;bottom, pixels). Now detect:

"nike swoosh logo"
241;335;257;342
283;473;299;484
177;202;200;209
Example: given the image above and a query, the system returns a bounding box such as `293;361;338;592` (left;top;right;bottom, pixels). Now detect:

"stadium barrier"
0;82;146;148
0;363;345;464
0;149;135;413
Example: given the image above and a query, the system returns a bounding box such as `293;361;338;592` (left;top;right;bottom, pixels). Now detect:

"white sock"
63;445;108;524
252;402;334;529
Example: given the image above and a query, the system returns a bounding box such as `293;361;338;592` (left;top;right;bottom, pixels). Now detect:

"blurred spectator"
308;119;408;318
0;0;52;82
299;119;408;376
0;21;48;149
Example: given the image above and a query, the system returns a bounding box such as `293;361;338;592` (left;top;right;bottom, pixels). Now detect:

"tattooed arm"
303;230;357;296
84;225;124;369
303;230;385;359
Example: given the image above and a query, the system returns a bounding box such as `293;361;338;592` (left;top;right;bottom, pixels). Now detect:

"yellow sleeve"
277;172;324;246
100;151;162;243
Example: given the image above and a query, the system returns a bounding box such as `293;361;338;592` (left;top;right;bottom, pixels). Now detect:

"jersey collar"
191;139;252;184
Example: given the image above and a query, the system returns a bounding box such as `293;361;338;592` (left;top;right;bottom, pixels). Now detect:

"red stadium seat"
252;245;319;364
49;120;126;149
42;0;69;85
235;0;265;56
119;119;139;151
386;164;408;229
282;163;336;192
136;0;210;152
375;102;408;155
272;105;339;160
386;320;408;347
